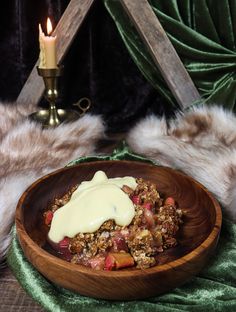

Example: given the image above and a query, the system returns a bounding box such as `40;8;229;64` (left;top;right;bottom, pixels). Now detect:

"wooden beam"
121;0;201;109
16;0;94;106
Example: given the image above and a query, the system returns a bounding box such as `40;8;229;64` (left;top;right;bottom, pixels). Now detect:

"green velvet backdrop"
104;0;236;111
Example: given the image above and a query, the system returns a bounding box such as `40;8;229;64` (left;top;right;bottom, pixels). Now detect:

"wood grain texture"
0;267;44;312
16;0;95;107
121;0;201;109
15;160;222;300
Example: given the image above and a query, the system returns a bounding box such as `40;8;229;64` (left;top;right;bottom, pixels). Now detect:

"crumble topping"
44;177;184;270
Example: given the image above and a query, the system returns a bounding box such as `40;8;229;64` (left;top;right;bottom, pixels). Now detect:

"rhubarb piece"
164;197;175;206
143;208;155;228
44;210;53;225
142;202;153;210
131;195;141;205
59;237;70;249
53;237;72;261
104;253;116;270
122;185;134;195
112;234;129;252
104;252;135;270
114;252;134;269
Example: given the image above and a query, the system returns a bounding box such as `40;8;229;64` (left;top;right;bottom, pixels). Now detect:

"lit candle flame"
47;17;53;36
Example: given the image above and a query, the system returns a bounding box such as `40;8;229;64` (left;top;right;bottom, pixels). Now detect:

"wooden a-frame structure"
16;0;201;110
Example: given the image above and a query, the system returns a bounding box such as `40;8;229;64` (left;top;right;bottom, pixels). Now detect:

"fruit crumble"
44;176;184;270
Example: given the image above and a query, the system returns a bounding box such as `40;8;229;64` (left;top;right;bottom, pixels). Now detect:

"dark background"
0;0;171;132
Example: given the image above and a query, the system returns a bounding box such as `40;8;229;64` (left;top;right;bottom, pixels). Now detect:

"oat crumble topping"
44;177;184;270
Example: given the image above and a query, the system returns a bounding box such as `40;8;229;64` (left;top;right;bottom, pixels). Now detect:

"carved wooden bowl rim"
15;160;222;278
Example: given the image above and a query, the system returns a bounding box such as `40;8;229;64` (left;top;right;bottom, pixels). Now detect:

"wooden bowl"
15;160;222;300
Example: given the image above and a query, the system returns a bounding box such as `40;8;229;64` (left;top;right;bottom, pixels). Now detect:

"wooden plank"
0;267;44;311
16;0;95;107
121;0;201;109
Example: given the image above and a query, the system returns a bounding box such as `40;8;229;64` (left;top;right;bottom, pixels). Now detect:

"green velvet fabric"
104;0;236;111
6;147;236;312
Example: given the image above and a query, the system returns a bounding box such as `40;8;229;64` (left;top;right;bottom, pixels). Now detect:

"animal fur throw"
0;101;105;267
127;105;236;222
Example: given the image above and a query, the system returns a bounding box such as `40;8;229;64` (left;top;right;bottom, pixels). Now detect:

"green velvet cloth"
104;0;236;111
6;147;236;312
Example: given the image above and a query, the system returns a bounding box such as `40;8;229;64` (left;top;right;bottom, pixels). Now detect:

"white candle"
39;18;57;68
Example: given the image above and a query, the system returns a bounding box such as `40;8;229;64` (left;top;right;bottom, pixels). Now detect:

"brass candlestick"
29;66;81;128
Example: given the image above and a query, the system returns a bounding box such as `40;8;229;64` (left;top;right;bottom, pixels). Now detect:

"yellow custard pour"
48;171;137;243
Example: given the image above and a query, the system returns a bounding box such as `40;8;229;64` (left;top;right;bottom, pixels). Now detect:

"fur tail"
0;111;105;267
127;106;236;221
0;172;39;268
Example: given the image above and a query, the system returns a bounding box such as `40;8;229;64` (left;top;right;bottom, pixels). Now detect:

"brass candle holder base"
29;66;81;128
29;108;80;127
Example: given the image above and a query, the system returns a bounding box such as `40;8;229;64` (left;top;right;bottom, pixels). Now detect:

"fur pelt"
0;101;105;267
127;105;236;222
